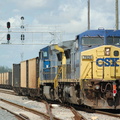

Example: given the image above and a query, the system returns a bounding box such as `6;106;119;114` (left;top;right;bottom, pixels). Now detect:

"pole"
115;0;119;30
88;0;90;30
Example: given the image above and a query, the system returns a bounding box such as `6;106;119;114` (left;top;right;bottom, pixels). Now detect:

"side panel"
50;51;57;80
28;57;39;89
13;64;20;87
1;73;4;84
9;72;12;86
20;61;27;88
3;73;7;84
81;45;120;80
0;72;12;86
5;72;9;85
0;73;2;84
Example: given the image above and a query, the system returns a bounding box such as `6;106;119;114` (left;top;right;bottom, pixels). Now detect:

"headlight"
95;85;100;89
105;48;111;56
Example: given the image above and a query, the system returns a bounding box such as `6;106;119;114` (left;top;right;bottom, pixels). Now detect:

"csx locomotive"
1;29;120;109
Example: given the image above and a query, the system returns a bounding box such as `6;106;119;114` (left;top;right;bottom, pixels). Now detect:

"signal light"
113;82;117;96
21;34;25;40
7;34;10;40
113;90;117;94
7;22;10;29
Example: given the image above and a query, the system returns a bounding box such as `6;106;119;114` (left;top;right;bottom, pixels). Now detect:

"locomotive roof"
78;29;120;37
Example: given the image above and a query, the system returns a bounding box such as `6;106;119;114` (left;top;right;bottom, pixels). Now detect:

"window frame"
82;36;104;45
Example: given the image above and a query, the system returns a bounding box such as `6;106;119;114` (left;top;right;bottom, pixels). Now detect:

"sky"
0;0;119;68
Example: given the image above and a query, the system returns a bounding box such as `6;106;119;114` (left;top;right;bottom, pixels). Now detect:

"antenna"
21;52;24;61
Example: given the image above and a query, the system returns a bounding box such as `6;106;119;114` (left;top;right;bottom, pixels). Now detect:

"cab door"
39;46;50;80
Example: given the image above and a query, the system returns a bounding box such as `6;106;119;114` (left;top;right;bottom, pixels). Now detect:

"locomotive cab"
79;29;120;109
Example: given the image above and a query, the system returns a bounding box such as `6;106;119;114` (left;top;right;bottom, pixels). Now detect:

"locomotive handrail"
54;66;62;89
91;61;93;79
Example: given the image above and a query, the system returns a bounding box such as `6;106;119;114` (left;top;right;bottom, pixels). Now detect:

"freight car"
0;72;12;89
27;57;39;97
13;57;39;97
12;64;21;94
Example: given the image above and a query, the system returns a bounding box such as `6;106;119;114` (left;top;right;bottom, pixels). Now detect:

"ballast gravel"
0;91;74;120
78;110;120;120
0;109;17;120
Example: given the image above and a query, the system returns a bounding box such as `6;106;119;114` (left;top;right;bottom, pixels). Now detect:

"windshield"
107;37;120;45
82;37;104;45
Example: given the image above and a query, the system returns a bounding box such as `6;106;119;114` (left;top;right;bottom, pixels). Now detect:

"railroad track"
0;98;60;120
0;89;120;119
59;103;120;120
41;100;55;120
70;107;87;120
75;105;120;119
0;91;88;120
40;100;87;120
95;110;120;119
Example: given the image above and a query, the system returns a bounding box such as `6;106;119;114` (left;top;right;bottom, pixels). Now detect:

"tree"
0;66;12;73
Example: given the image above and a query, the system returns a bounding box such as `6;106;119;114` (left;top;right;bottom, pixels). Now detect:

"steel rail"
41;100;55;120
95;110;120;119
74;105;120;119
70;107;87;120
0;106;29;120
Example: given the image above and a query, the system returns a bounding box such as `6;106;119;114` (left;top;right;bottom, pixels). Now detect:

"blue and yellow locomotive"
39;29;120;109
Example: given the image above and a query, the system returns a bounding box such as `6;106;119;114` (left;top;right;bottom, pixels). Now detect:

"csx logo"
96;58;119;67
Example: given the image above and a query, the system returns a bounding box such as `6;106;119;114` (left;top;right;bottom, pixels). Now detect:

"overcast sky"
0;0;119;68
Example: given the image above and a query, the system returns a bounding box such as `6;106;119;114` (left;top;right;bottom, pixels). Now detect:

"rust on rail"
95;110;120;119
70;107;87;120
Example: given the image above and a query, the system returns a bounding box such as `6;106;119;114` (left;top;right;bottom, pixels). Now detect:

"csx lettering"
96;58;119;67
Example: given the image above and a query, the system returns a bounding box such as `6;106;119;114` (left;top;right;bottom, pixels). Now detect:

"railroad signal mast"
21;16;25;43
7;22;11;44
7;34;10;41
21;34;25;40
0;16;63;45
7;22;10;29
